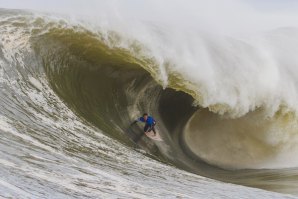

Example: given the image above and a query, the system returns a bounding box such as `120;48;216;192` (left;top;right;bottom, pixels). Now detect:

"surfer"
131;113;157;135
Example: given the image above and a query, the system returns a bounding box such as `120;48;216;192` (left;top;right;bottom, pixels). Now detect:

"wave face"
1;1;298;197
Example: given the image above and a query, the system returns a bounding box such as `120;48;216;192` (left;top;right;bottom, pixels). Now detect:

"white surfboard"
145;131;163;141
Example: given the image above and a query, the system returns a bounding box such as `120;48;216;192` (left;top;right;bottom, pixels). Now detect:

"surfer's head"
143;113;148;121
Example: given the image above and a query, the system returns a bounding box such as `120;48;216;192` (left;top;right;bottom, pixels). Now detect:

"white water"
2;0;298;197
2;0;298;116
24;0;298;170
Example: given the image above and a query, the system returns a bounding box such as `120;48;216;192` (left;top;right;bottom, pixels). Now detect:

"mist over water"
1;0;298;198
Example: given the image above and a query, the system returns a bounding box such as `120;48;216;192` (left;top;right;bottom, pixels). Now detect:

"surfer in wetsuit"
131;113;157;135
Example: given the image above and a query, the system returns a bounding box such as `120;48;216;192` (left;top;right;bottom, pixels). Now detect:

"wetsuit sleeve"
137;117;145;122
130;117;143;126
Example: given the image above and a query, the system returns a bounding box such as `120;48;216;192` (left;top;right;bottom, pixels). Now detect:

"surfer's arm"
130;120;138;126
130;117;142;126
153;119;157;125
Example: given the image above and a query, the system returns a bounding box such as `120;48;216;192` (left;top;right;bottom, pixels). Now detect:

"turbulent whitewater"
1;0;298;198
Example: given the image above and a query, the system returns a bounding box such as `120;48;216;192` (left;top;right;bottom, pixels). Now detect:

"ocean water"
1;1;298;198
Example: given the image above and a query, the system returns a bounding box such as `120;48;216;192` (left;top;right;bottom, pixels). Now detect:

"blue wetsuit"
136;116;157;134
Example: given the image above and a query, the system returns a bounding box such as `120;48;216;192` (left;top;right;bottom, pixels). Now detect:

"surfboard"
145;131;163;141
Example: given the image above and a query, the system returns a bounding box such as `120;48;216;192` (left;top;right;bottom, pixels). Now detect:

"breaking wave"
1;5;298;197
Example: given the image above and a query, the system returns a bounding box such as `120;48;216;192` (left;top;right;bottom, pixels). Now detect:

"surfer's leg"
147;125;156;135
144;124;150;133
151;126;156;135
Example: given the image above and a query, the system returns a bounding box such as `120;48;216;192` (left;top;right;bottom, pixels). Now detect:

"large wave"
24;3;298;170
30;12;298;170
1;1;298;196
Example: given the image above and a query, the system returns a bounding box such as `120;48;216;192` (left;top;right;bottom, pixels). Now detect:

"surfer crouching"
131;113;157;135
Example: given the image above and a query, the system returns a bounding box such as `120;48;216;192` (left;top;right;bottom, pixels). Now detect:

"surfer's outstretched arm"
130;118;142;126
130;120;138;126
132;116;145;124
